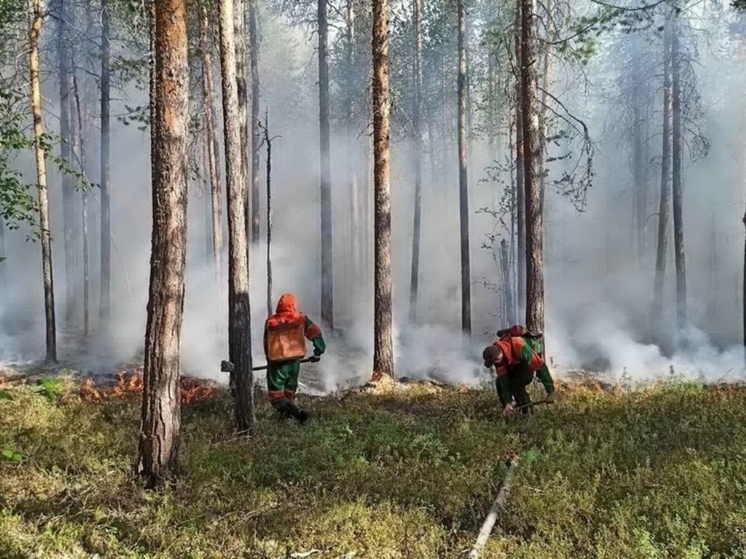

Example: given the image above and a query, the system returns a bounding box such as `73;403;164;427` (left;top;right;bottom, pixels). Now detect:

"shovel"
220;356;319;373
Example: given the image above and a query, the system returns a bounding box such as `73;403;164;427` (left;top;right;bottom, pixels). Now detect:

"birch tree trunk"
671;17;687;332
136;0;189;488
372;0;394;379
219;0;256;432
30;0;58;364
409;0;423;324
521;0;544;334
319;0;334;327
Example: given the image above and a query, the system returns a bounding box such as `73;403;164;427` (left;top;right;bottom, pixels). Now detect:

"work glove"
502;403;515;417
543;391;556;404
309;355;321;363
313;348;323;357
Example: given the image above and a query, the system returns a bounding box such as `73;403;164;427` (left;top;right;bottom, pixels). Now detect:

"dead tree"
458;0;471;334
100;0;111;324
30;0;57;364
522;0;544;334
409;0;423;324
136;0;189;488
372;0;394;379
249;0;261;244
652;24;672;334
199;0;223;282
219;0;256;433
671;16;687;332
319;0;334;328
261;111;273;317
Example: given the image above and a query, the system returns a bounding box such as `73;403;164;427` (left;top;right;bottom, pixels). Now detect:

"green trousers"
267;360;301;413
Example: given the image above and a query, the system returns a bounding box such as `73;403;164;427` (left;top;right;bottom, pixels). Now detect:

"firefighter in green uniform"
482;325;556;417
264;293;326;424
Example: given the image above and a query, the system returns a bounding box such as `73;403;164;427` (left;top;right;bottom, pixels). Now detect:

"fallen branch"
469;457;520;559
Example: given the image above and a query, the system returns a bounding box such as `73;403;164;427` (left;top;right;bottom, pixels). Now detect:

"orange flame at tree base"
78;370;216;405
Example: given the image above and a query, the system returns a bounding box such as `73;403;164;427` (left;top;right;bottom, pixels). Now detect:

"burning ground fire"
78;370;217;405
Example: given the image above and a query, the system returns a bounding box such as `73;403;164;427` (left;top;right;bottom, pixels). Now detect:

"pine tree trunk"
235;0;250;243
515;0;526;320
632;98;646;266
539;0;554;209
136;0;189;488
199;0;223;282
31;0;58;364
457;0;471;334
372;0;394;380
219;0;255;433
522;0;544;334
409;0;423;324
100;0;111;323
319;0;334;327
671;18;686;332
501;239;515;325
56;0;77;329
346;0;358;322
71;69;90;339
652;25;672;332
249;0;260;245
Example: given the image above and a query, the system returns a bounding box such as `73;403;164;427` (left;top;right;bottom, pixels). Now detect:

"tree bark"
199;0;223;282
522;0;544;334
31;0;58;364
136;0;189;488
458;0;471;334
235;0;250;243
515;0;526;320
100;0;111;323
671;17;686;332
249;0;260;245
409;0;423;324
652;25;672;332
219;0;256;433
372;0;394;379
319;0;334;327
539;0;554;208
346;0;358;321
500;239;515;325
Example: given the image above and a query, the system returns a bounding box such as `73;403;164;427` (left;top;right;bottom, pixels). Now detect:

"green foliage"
1;448;21;461
0;381;745;557
0;390;12;400
34;378;66;403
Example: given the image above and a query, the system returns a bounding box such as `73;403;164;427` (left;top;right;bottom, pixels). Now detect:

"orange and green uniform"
263;294;325;416
491;332;554;409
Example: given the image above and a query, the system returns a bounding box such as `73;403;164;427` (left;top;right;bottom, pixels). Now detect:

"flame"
77;370;216;405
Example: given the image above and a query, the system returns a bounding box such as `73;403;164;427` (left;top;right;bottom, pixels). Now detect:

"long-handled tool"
220;356;319;373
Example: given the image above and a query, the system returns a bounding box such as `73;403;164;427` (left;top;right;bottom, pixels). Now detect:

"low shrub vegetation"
1;378;745;558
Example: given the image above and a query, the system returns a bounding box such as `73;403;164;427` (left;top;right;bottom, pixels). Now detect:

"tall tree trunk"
632;97;646;266
372;0;394;379
72;69;90;339
539;0;554;210
501;239;515;325
100;0;111;323
199;0;223;281
457;0;471;334
319;0;334;327
56;0;77;329
249;0;260;244
671;17;686;332
235;0;250;243
219;0;255;432
409;0;423;324
136;0;188;488
265;111;273;317
521;0;544;334
652;25;672;334
515;0;526;320
31;0;58;364
346;0;358;322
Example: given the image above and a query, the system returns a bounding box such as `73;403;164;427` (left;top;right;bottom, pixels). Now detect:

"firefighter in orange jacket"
482;325;555;417
264;293;325;424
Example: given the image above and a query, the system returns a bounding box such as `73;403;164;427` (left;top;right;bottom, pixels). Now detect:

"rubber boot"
287;404;310;425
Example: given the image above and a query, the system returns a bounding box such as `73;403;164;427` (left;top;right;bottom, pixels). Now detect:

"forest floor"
1;374;746;558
